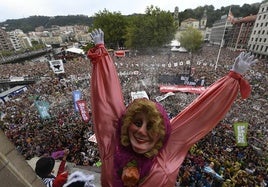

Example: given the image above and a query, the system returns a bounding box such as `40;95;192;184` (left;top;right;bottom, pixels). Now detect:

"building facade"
8;30;23;51
210;15;233;46
200;10;207;30
180;18;200;30
226;15;256;51
0;28;14;51
248;2;268;59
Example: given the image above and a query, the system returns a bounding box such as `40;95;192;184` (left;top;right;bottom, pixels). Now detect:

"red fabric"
159;85;205;94
87;45;249;187
57;160;66;175
53;172;68;187
53;160;68;187
228;71;251;99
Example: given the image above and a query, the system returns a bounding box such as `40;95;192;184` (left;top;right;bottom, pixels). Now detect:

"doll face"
128;113;160;154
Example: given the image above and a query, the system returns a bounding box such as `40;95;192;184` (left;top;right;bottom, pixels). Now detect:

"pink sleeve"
87;44;126;159
161;72;250;170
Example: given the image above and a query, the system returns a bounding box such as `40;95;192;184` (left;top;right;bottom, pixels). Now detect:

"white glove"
90;28;104;45
231;52;258;74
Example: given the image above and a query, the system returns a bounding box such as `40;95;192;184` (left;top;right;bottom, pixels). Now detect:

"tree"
125;5;176;52
93;9;127;49
179;27;203;53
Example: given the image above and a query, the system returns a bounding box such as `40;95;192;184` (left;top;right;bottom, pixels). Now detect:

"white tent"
66;47;84;54
178;47;188;53
170;40;180;47
171;46;188;52
171;46;180;52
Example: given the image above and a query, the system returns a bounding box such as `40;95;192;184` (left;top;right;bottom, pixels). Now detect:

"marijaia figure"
87;29;257;187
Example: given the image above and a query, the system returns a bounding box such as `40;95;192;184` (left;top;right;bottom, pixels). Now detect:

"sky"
0;0;261;22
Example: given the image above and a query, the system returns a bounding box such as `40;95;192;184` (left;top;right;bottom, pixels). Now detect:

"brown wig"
121;99;166;158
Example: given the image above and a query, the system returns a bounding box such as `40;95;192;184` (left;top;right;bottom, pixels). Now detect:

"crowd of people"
0;43;267;186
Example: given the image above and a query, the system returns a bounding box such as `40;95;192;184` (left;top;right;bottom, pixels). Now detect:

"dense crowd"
0;44;267;186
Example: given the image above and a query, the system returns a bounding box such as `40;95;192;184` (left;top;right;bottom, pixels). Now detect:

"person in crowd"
35;149;70;187
87;28;257;187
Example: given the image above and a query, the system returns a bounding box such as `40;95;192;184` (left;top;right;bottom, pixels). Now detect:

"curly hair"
121;99;166;158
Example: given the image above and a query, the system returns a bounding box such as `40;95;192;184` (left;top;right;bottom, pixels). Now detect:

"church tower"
200;9;207;29
174;6;179;29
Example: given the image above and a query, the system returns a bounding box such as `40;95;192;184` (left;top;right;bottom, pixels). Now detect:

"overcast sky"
0;0;261;22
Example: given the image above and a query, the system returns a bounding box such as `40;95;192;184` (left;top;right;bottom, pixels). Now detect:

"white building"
8;30;23;51
248;2;268;59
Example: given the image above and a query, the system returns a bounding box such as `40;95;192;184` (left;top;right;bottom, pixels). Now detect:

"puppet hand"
231;52;257;75
90;28;104;45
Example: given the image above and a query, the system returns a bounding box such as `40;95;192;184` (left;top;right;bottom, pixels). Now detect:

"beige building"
180;18;200;30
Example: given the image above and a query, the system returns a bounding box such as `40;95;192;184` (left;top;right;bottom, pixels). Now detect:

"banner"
159;85;205;94
72;90;82;112
88;134;97;143
49;60;65;74
35;100;51;119
155;92;175;102
76;99;90;123
130;91;149;101
233;122;248;147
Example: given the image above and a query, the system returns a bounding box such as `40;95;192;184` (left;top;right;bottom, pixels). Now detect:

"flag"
72;90;82;112
49;60;65;74
227;10;235;23
35;100;51;119
76;99;90;123
88;134;97;143
233;122;248;146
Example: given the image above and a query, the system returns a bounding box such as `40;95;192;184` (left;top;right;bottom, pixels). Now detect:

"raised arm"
163;52;257;166
87;29;126;158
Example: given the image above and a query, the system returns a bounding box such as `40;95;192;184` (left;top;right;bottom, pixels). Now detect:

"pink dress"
87;44;250;187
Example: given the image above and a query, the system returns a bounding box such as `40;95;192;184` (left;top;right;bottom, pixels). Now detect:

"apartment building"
226;15;256;51
248;2;268;59
0;28;14;51
210;15;233;46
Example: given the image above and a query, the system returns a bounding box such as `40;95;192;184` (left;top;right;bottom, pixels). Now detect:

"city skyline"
0;0;261;22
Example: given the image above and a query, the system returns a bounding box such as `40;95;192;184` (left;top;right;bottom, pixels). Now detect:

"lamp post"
188;50;192;77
